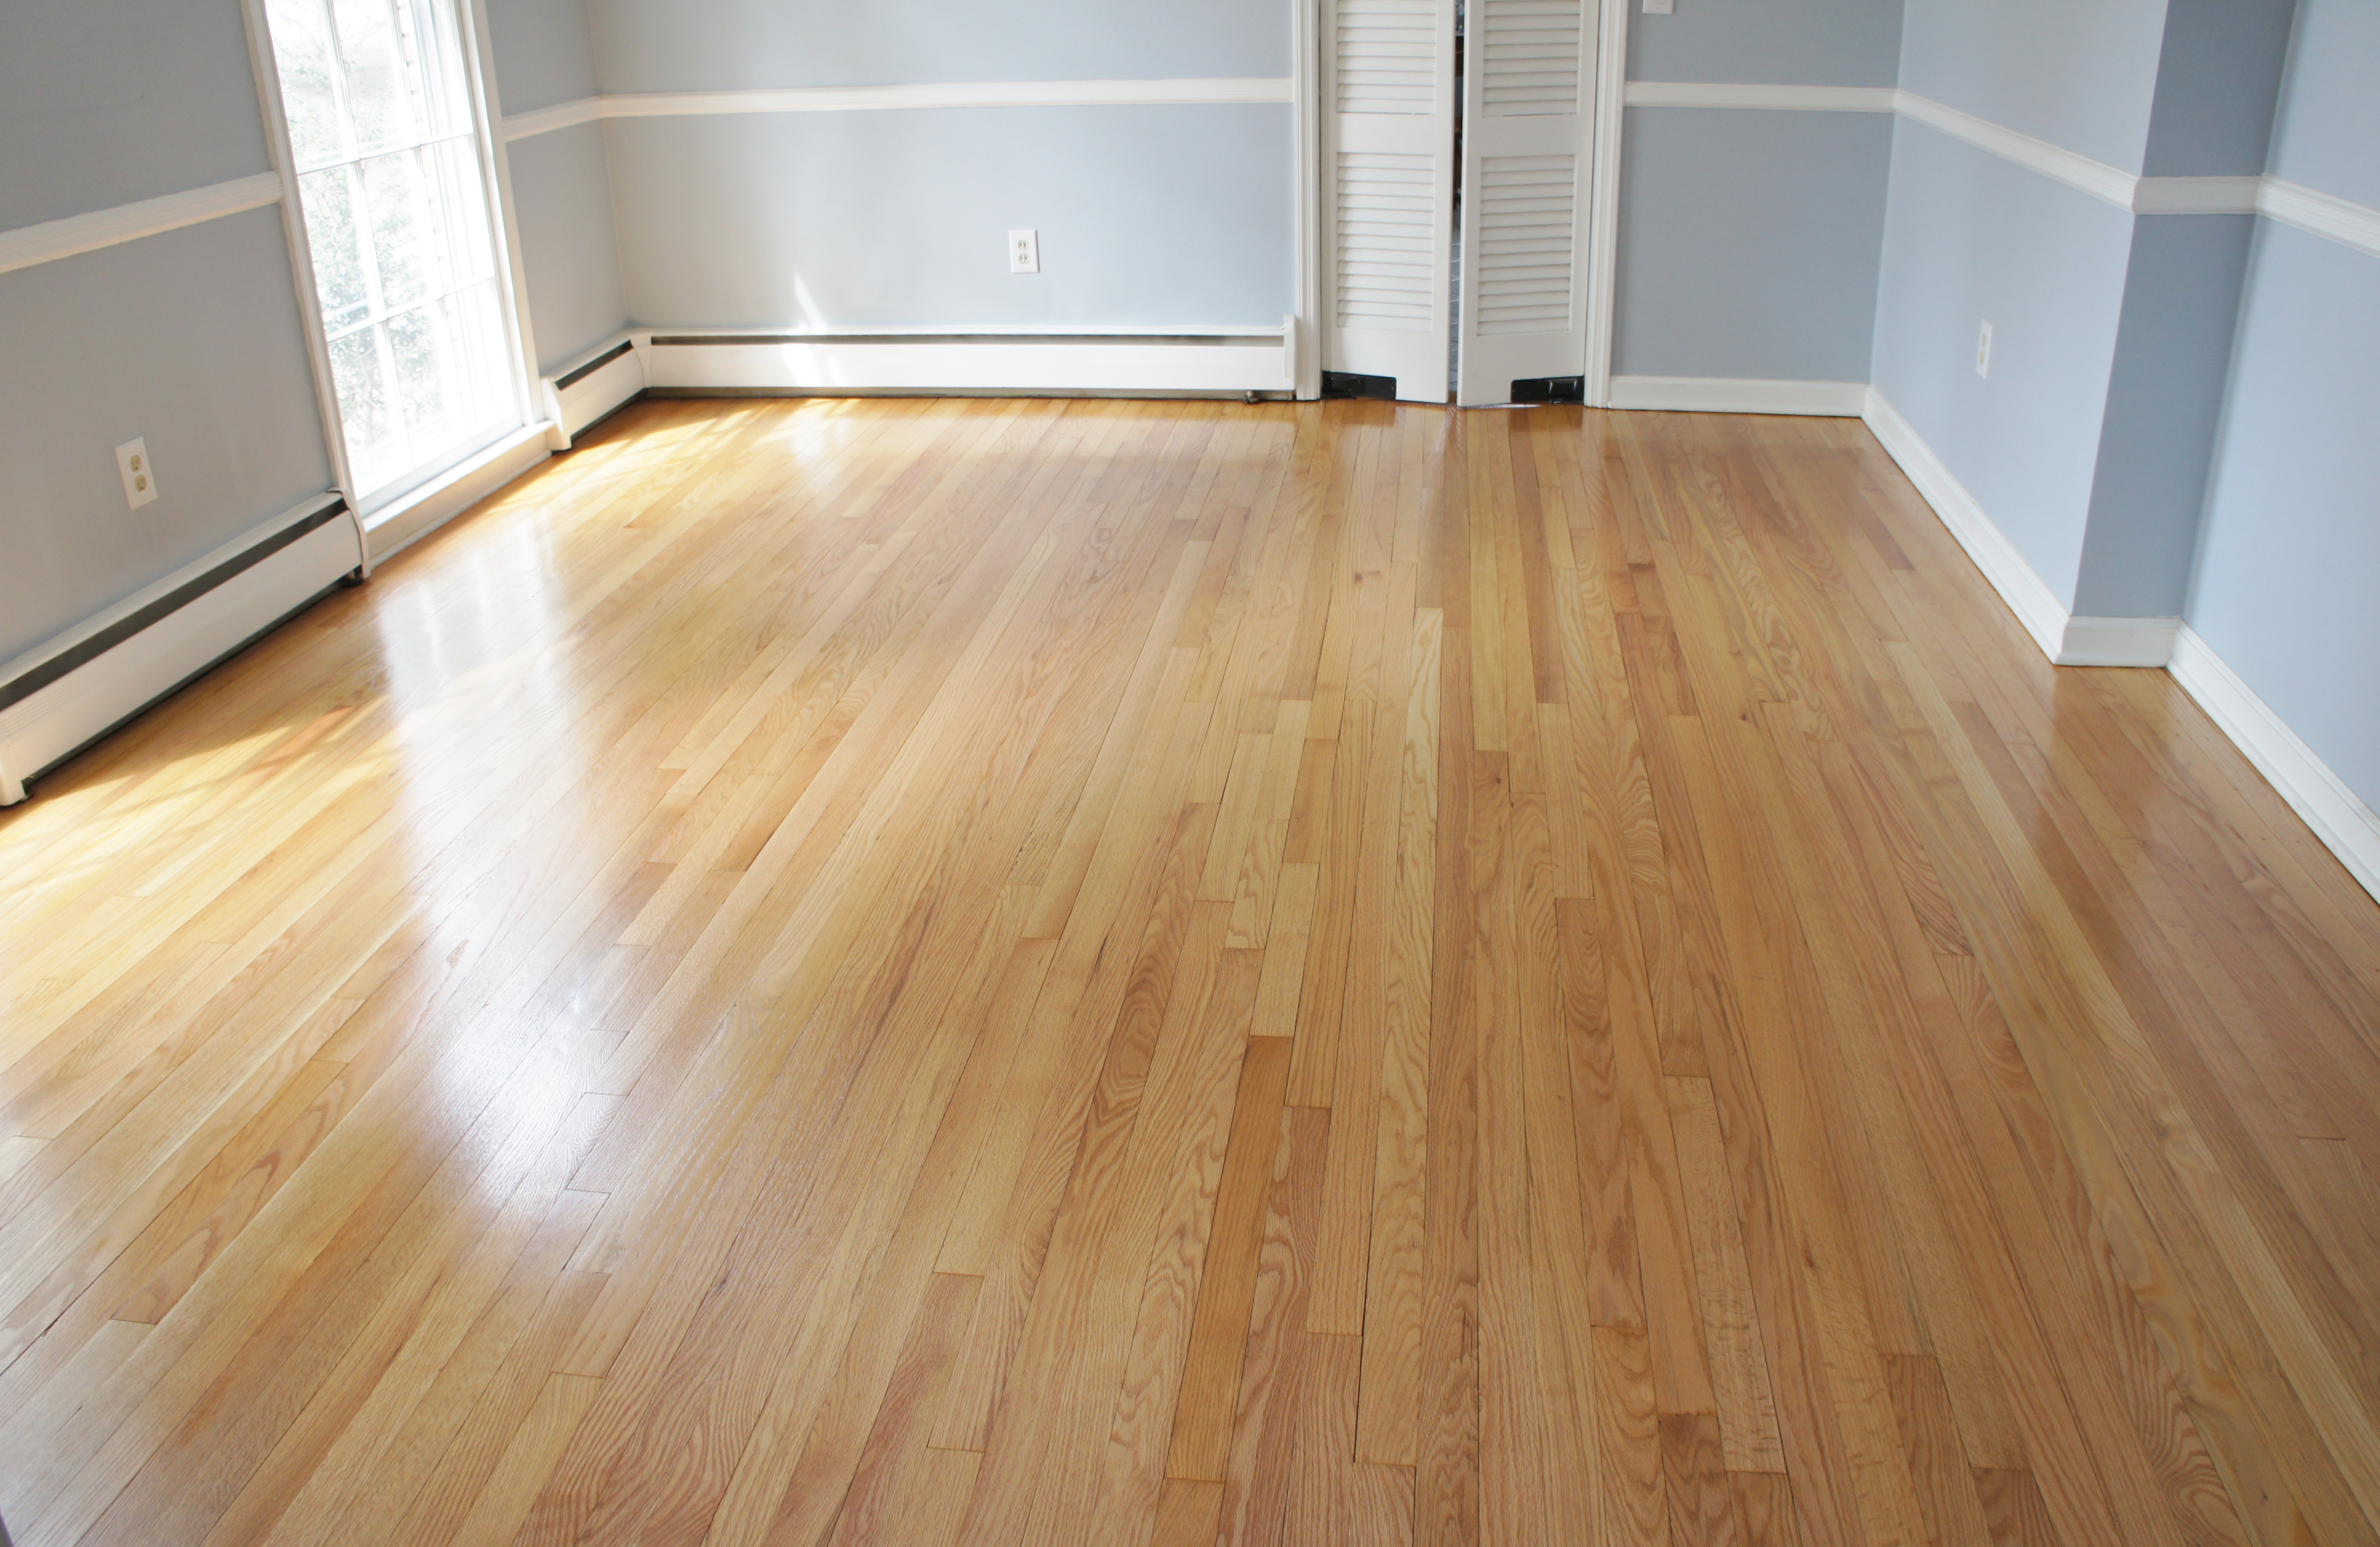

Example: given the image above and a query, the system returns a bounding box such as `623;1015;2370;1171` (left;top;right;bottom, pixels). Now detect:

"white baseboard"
636;320;1297;398
1860;388;2071;661
2056;614;2180;668
0;493;361;801
362;424;554;565
542;335;648;446
1608;375;1869;416
1861;388;2376;901
2170;625;2380;903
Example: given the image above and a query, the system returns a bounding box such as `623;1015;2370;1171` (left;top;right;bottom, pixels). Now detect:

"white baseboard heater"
542;337;649;444
536;320;1301;448
0;492;362;804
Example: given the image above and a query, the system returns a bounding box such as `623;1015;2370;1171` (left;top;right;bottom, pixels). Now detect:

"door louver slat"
1474;154;1576;335
1336;0;1440;113
1336;151;1439;329
1477;0;1583;116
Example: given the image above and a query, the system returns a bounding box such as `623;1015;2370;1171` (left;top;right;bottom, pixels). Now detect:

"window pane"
401;0;476;139
427;139;496;285
359;142;498;313
328;330;404;493
297;168;371;334
359;149;432;310
390;282;509;466
331;0;417;156
264;0;346;169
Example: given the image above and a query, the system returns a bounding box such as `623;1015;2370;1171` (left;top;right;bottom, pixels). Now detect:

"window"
260;0;524;507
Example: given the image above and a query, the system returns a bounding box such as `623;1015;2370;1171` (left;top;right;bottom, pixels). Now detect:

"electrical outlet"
1642;0;1674;14
115;438;158;509
1975;320;1994;379
1008;229;1040;274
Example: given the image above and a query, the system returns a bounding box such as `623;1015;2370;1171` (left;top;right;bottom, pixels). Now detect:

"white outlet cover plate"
115;437;158;509
1009;229;1040;274
1643;0;1673;14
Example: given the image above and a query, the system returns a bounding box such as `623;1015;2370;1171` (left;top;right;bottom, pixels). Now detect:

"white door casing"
1322;0;1459;402
1455;0;1594;405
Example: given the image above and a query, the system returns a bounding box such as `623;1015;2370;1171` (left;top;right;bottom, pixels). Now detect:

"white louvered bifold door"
1324;0;1458;402
1455;0;1596;405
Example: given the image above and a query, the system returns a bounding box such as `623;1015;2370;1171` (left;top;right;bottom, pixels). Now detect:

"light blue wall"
1896;0;2167;172
1615;0;1903;383
2072;214;2255;617
579;2;1295;333
1613;109;1890;382
0;0;273;228
2186;224;2380;811
1871;120;2134;607
582;0;1289;91
484;0;626;372
486;0;602;112
2182;0;2380;815
1626;0;1902;86
0;210;333;663
2263;0;2380;209
2137;0;2295;177
508;123;628;371
0;0;341;669
605;107;1293;330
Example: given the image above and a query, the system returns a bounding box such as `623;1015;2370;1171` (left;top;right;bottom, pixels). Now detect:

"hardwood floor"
2;395;2376;1547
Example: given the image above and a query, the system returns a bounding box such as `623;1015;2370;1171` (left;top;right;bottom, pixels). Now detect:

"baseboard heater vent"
0;492;360;804
636;318;1299;398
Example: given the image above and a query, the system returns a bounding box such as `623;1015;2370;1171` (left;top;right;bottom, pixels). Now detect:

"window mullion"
369;321;414;476
323;267;488;346
312;0;362;166
345;160;395;332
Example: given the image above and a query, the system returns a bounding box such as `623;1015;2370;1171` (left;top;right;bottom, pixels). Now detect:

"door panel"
1324;0;1458;402
1455;0;1595;405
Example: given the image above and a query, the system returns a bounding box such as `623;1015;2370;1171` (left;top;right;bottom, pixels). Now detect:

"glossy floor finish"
2;398;2377;1547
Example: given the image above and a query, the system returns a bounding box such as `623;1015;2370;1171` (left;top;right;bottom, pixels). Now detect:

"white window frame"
238;0;545;521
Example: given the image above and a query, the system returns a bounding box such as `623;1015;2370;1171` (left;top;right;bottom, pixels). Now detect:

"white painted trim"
1617;85;2380;245
0;173;283;276
635;325;1297;397
1861;391;2198;671
2170;625;2380;904
459;0;548;495
1609;375;1868;415
1621;81;1896;113
0;495;361;801
238;0;360;513
500;95;604;141
1584;0;1631;408
1860;388;2069;661
362;423;553;563
1292;0;1322;400
2131;175;2261;216
499;78;1294;140
2259;177;2380;261
1893;91;2137;210
2056;615;2179;668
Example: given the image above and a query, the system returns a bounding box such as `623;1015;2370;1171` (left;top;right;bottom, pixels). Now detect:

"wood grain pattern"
1;397;2374;1547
